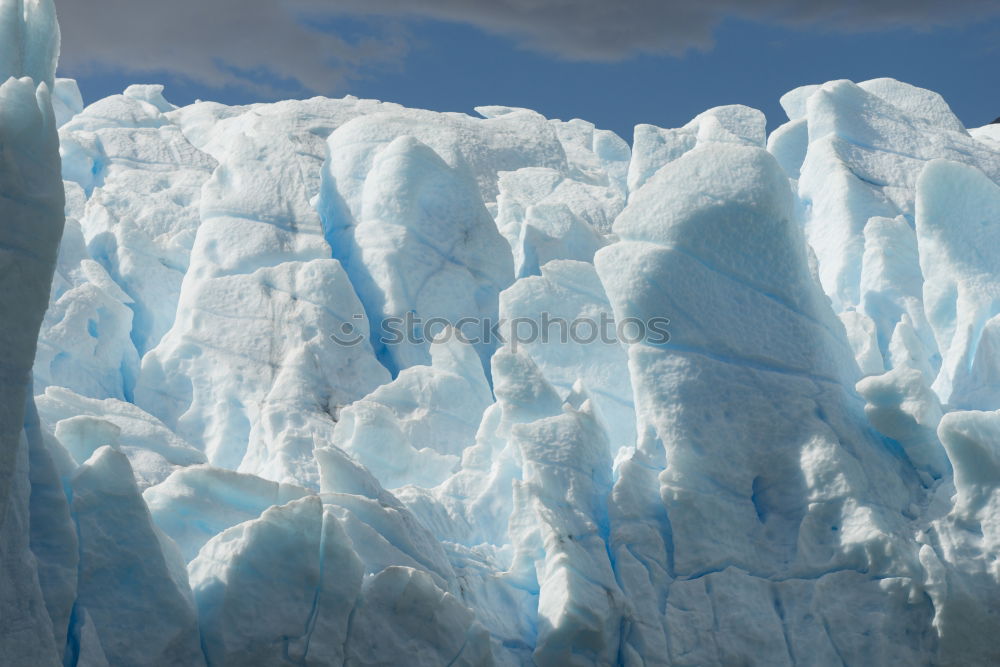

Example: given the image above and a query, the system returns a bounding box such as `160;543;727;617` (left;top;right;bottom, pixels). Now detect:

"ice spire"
0;0;59;88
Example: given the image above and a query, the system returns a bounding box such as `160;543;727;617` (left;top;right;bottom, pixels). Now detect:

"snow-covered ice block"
189;496;362;666
131;98;405;485
51;78;82;127
396;350;628;660
839;310;884;377
970;123;1000;151
332;334;492;489
59;89;218;354
795;78;999;320
858;78;966;133
143;465;308;562
779;84;821;121
596;141;925;659
918;409;1000;664
320;133;514;375
324;105;568;207
937;410;1000;520
37;386;206;489
0;0;58;88
628;105;766;193
857;366;949;481
767;117;809;179
316;450;457;586
136;258;387;485
70;447;204;666
858;215;936;372
398;349;567;551
470;111;634;194
495;167;614;277
915;159;1000;411
344;566;493;666
33;194;139;400
498;260;636;453
507;389;624;666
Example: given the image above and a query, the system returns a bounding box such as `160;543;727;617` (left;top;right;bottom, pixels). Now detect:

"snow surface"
4;4;1000;665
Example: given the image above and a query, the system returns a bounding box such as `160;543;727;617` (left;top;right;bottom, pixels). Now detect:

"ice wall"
0;0;66;663
6;3;1000;661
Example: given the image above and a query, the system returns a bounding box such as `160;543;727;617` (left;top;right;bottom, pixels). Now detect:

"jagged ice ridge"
3;2;1000;665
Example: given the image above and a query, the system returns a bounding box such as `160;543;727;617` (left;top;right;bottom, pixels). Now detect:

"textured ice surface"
496;168;614;278
33;188;139;401
320;131;515;375
4;6;1000;662
595;143;932;663
498;260;636;454
59;86;219;359
69;446;205;667
0;3;66;663
37;386;206;488
132;100;393;488
628;104;765;193
915;158;1000;411
331;334;493;489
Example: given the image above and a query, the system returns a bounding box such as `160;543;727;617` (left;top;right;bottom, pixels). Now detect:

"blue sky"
56;2;1000;141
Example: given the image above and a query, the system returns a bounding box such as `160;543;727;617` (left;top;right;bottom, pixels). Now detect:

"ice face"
921;409;1000;663
51;78;83;127
330;334;492;489
318;133;514;375
35;385;206;490
498;260;636;454
915;159;1000;411
32;194;140;401
187;496;358;665
495;168;615;278
0;70;63;525
628;104;765;193
0;0;59;90
4;7;1000;660
0;4;65;662
128;98;396;484
69;446;205;667
507;387;624;666
58;92;218;357
594;143;931;661
793;79;998;320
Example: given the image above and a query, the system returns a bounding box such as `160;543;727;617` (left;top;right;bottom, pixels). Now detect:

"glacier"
3;3;1000;666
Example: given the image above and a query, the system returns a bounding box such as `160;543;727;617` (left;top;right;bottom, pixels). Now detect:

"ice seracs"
0;1;66;663
915;158;1000;412
330;332;493;490
32;188;139;402
319;132;514;375
58;85;218;359
628;104;765;193
4;4;1000;660
132;96;396;483
597;142;931;663
69;447;204;667
498;259;636;454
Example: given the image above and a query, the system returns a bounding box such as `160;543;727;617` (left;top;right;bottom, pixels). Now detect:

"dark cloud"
54;0;1000;95
54;0;410;96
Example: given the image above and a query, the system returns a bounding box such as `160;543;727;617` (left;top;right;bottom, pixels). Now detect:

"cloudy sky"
54;0;1000;139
